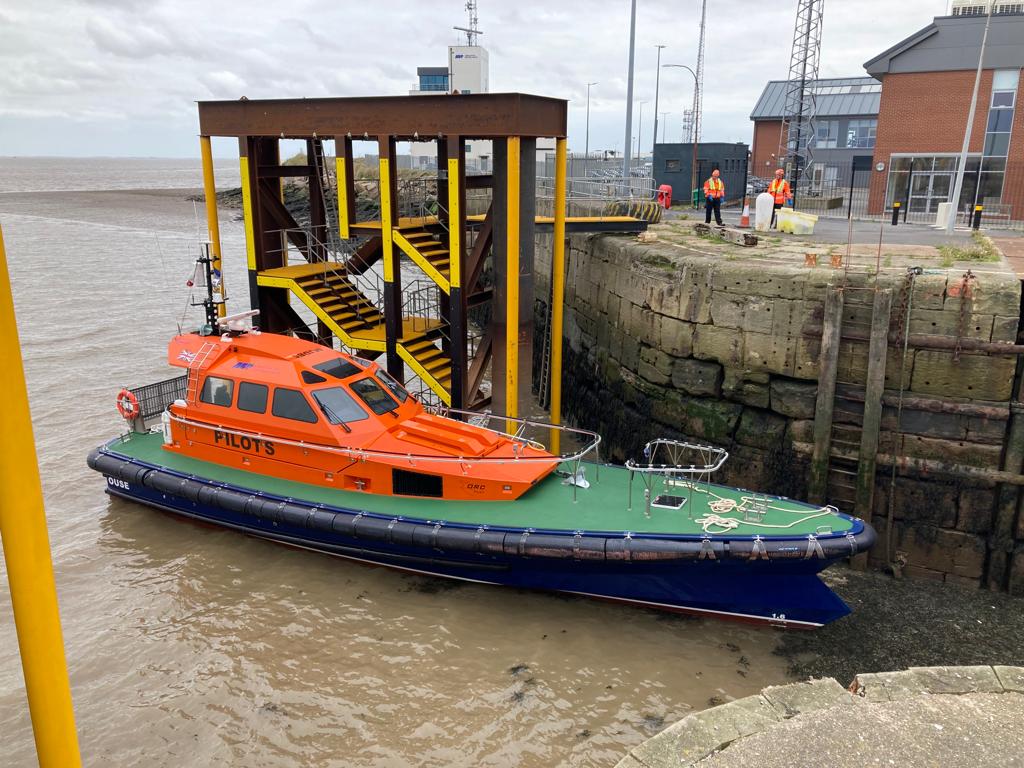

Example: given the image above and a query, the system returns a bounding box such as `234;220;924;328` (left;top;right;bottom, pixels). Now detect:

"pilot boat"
88;265;874;629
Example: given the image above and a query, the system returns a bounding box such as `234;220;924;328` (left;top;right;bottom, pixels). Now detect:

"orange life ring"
116;389;140;420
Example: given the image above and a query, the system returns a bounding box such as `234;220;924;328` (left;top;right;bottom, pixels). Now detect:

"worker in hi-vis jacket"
703;169;725;226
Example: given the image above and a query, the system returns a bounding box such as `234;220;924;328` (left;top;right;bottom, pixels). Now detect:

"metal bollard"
891;201;901;226
972;205;983;230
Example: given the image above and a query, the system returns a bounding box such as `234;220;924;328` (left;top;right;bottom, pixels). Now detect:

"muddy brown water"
0;159;794;767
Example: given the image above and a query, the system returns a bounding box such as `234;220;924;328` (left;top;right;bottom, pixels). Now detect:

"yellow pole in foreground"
505;137;521;433
199;136;226;318
549;138;567;455
0;225;82;768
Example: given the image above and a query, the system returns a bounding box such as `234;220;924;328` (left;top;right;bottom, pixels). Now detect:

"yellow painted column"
379;155;395;284
200;136;225;317
238;154;257;272
549;138;568;455
0;225;83;768
505;137;521;430
447;156;461;290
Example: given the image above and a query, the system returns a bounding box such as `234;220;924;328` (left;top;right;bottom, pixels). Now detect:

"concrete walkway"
614;666;1024;768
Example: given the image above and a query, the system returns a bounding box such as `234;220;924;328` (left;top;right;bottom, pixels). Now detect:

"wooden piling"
853;288;892;568
808;285;844;505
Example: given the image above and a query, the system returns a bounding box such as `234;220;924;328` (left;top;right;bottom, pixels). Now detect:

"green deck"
103;432;854;537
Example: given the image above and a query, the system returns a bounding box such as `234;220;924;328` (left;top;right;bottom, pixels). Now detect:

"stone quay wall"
534;233;1024;593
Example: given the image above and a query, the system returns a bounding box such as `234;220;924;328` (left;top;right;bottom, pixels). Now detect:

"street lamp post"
585;81;598;175
663;63;700;207
659;112;669;143
622;0;637;187
947;2;994;233
652;45;666;158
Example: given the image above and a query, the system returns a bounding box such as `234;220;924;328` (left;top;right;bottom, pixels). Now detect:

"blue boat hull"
90;446;871;629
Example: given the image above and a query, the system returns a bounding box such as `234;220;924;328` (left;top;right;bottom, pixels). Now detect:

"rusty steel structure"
196;93;646;430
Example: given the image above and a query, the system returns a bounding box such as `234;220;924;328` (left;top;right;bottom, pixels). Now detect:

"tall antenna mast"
780;0;824;201
453;0;482;46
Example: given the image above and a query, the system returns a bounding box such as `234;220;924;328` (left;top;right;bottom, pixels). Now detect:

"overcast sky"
0;0;949;158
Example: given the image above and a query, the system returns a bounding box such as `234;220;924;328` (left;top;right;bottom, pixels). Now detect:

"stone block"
638;347;673;386
883;346;914;390
680;263;713;324
679;397;743;443
762;678;850;718
910;350;1015;401
898;434;1003;469
645;278;684;319
885;478;958;527
671;358;723;397
909;273;949;310
712;262;805;299
897;524;986;579
906;665;1004;695
957;488;996;534
769;297;804;337
735;409;788;449
993;666;1024;693
992;315;1020;343
722;370;771;408
792;335;820;380
770;377;818;419
626;303;662;345
835;338;868;385
908;309;993;340
693;324;743;366
744;331;796;376
629;694;781;767
787;419;815;444
620;333;641;371
709;291;745;329
950;273;1020;316
882;407;968;441
660;316;695;358
741;296;774;335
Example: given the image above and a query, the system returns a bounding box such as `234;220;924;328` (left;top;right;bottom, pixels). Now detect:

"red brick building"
864;11;1024;220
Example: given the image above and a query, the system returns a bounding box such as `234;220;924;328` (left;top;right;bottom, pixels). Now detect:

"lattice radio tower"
454;1;482;46
692;0;707;146
779;0;824;196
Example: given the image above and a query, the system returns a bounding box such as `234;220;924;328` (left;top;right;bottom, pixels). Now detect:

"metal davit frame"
625;439;729;520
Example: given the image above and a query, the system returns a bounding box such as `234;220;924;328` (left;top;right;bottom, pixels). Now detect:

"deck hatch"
392;468;443;498
651;494;687;510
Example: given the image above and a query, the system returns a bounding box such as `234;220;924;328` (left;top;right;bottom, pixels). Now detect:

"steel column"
200;136;226;318
379;136;404;381
0;225;83;768
549;138;568;454
334;135;355;239
505;136;521;426
447;136;467;409
238;137;260;313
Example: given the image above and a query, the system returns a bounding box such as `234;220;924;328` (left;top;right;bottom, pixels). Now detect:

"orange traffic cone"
739;197;751;228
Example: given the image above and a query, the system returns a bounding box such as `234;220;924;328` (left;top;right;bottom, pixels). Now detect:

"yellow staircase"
393;227;451;293
257;262;388;352
397;333;452;405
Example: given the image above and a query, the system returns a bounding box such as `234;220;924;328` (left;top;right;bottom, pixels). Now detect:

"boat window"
200;376;234;407
350;376;400;415
313;357;363;380
237;382;268;414
301;370;328;385
312;387;369;424
271;387;318;423
376;368;410;403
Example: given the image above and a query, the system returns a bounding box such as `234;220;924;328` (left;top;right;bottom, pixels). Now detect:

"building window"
418;74;449;92
846;119;877;149
983;69;1018;160
666;159;681;171
814;120;839;149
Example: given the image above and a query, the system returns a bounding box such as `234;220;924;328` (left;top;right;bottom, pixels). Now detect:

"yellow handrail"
0;224;82;766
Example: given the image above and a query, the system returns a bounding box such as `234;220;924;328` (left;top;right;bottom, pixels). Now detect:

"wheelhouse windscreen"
350;376;400;415
312;387;369;424
375;368;409;403
313;357;363;381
